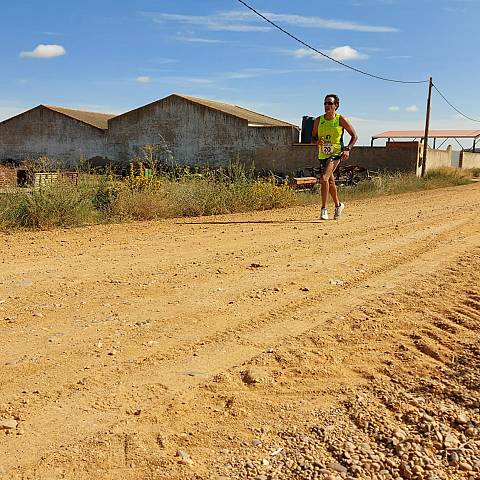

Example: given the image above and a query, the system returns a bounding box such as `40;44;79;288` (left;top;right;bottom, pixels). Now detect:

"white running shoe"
334;202;345;220
320;207;329;220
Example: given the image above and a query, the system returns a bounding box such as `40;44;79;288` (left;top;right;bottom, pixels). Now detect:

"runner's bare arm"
311;117;320;144
339;116;358;149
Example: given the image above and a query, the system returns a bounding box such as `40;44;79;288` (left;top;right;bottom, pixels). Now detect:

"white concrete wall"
459;151;480;169
416;146;452;175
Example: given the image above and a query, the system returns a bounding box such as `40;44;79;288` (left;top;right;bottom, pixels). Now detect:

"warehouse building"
107;94;299;166
0;105;114;167
0;95;300;169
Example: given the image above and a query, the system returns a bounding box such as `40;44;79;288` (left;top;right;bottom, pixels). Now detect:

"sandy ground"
0;184;479;480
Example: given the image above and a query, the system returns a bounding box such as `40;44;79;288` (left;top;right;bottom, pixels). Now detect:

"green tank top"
317;113;344;159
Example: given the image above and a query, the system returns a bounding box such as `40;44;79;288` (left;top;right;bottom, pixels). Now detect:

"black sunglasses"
324;101;335;105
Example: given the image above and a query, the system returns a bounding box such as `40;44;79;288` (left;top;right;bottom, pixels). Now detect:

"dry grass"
339;167;471;202
467;167;480;178
0;179;97;230
0;166;474;231
108;177;295;221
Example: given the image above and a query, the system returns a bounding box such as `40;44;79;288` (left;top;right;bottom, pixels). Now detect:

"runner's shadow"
178;220;323;225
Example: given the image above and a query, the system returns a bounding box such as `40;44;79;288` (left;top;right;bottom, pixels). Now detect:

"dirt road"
1;184;479;480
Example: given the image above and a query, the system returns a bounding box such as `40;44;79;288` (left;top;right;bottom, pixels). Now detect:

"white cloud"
20;44;66;59
291;45;367;61
359;47;385;53
176;36;229;44
156;67;348;91
221;10;398;32
143;10;397;33
328;46;368;60
147;12;270;32
292;48;318;59
220;67;314;79
136;76;152;84
222;71;263;80
406;105;418;112
443;0;472;12
389;106;400;111
347;116;375;123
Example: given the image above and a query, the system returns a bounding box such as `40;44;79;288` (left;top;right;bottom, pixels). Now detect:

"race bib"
321;143;333;154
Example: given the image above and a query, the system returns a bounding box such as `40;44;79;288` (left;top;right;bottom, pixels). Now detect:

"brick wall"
0;166;17;188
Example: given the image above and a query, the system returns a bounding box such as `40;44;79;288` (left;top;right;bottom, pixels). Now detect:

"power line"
432;82;480;123
236;0;428;84
236;1;480;127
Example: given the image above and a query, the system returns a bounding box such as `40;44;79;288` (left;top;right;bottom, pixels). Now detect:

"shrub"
0;163;474;231
92;175;120;211
0;180;96;230
104;172;295;221
422;167;471;188
467;167;480;178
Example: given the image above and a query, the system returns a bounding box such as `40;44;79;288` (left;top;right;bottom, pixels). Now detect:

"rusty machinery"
289;165;376;190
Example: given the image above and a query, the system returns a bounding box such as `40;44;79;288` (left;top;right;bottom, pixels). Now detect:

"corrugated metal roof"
177;95;296;127
373;130;480;139
43;105;116;130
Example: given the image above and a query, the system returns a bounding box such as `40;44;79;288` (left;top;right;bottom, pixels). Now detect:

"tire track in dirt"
1;204;476;402
181;251;480;479
0;184;479;478
13;244;479;480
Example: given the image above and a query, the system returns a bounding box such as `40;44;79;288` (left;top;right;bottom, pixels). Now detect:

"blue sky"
1;0;479;145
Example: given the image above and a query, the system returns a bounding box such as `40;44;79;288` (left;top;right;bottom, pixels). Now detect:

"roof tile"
373;130;480;139
43;105;115;130
177;95;296;127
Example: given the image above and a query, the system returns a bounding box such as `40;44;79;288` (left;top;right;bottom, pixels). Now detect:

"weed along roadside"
0;161;476;231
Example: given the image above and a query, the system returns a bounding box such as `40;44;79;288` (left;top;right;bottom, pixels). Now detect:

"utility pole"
421;77;433;177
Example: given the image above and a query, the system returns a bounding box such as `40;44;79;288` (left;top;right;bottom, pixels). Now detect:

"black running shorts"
318;154;342;174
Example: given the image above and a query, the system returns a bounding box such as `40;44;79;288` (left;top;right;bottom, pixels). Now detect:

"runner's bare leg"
321;159;341;208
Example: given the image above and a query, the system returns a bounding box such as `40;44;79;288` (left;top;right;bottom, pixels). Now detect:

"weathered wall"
253;144;420;175
0;106;107;167
108;97;244;165
248;126;299;147
348;146;418;172
459;151;480;169
107;96;298;166
253;144;316;174
416;146;452;175
0;166;17;188
255;143;459;176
